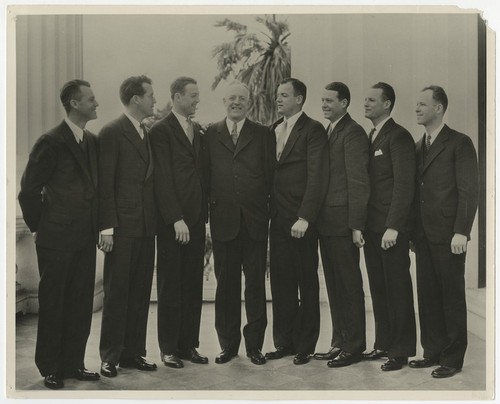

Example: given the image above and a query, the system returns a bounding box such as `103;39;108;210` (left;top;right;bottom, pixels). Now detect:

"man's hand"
451;233;468;254
291;218;309;239
100;235;114;253
381;228;398;250
174;219;190;244
352;229;365;248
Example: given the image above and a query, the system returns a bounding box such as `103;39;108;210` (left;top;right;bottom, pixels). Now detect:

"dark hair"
280;77;307;105
170;76;197;100
422;85;448;114
372;82;396;111
60;79;91;114
325;81;351;108
119;75;152;106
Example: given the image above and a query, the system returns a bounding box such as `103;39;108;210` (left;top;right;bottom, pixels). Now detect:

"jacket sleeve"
18;135;57;232
344;127;370;231
297;121;329;223
454;135;479;238
385;129;416;231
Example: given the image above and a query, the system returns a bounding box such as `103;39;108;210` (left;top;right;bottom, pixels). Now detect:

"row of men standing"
18;75;479;390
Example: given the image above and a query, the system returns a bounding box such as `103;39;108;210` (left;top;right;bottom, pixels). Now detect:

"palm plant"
211;15;291;125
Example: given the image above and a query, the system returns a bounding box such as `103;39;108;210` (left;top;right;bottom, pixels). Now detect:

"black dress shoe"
362;349;388;360
431;365;461;378
161;354;184;369
409;358;438;369
215;349;237;364
293;352;310;365
246;349;266;365
44;374;64;389
120;356;157;371
327;351;362;368
100;362;117;378
313;346;342;361
179;348;208;364
381;357;408;371
265;347;294;360
69;368;100;381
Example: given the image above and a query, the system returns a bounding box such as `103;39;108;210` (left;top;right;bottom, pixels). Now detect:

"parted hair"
119;75;152;106
60;79;91;114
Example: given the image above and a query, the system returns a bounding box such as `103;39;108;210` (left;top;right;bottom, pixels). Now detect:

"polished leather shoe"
247;349;266;365
362;349;388;360
44;374;64;389
409;358;438;369
381;357;408;371
120;356;157;371
313;346;342;361
69;368;100;381
161;354;184;369
293;352;310;365
431;365;461;378
100;362;117;378
265;347;294;360
215;349;237;364
179;348;209;364
327;351;362;368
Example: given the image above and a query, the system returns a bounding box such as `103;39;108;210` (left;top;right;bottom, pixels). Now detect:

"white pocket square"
374;149;383;156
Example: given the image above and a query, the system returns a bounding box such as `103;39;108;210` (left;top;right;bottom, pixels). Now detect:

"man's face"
73;86;99;121
223;85;250;122
416;90;439;127
364;88;388;121
321;90;346;122
276;82;302;118
137;83;156;118
175;83;200;117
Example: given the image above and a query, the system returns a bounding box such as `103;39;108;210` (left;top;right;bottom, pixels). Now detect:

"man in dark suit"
362;82;417;371
313;82;370;367
18;80;100;389
410;86;478;378
265;78;328;365
204;81;275;366
98;75;158;377
149;76;208;369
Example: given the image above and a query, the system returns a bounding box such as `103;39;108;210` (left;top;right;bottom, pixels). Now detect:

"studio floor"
14;301;487;398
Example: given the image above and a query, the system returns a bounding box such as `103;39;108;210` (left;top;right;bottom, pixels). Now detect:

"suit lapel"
121;115;149;163
330;113;350;145
234;120;253;157
216;120;236;153
86;133;98;187
278;112;306;163
416;135;425;174
167;113;196;157
422;125;449;173
371;117;393;151
60;121;93;186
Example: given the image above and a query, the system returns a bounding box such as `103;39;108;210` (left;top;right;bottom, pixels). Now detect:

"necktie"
276;119;288;160
231;121;238;145
425;134;432;151
368;128;376;144
327;124;333;139
79;130;88;151
139;123;147;140
186;117;194;144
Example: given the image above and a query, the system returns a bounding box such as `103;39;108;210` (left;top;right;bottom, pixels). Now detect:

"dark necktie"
231;121;238;145
425;134;432;151
368;128;376;144
139;123;148;140
79;130;88;152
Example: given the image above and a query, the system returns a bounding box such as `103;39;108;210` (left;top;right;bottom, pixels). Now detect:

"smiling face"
416;89;440;128
276;82;302;118
175;83;200;118
136;83;156;119
321;89;346;122
223;84;250;122
72;85;99;122
364;87;390;124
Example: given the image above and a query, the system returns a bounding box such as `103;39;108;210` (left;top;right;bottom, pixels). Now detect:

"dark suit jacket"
271;112;328;224
414;125;478;244
318;113;370;237
205;118;275;242
98;114;156;237
149;112;206;234
18;120;98;251
366;118;415;233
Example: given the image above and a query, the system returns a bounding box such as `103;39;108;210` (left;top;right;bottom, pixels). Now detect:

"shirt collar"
124;112;143;136
284;110;303;131
425;122;445;144
374;116;392;133
226;118;246;135
330;113;347;131
172;109;190;131
64;117;84;143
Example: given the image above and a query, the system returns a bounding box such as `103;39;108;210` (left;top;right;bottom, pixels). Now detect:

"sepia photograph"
5;3;495;401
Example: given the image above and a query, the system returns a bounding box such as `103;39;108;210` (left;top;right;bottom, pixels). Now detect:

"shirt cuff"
101;228;114;236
